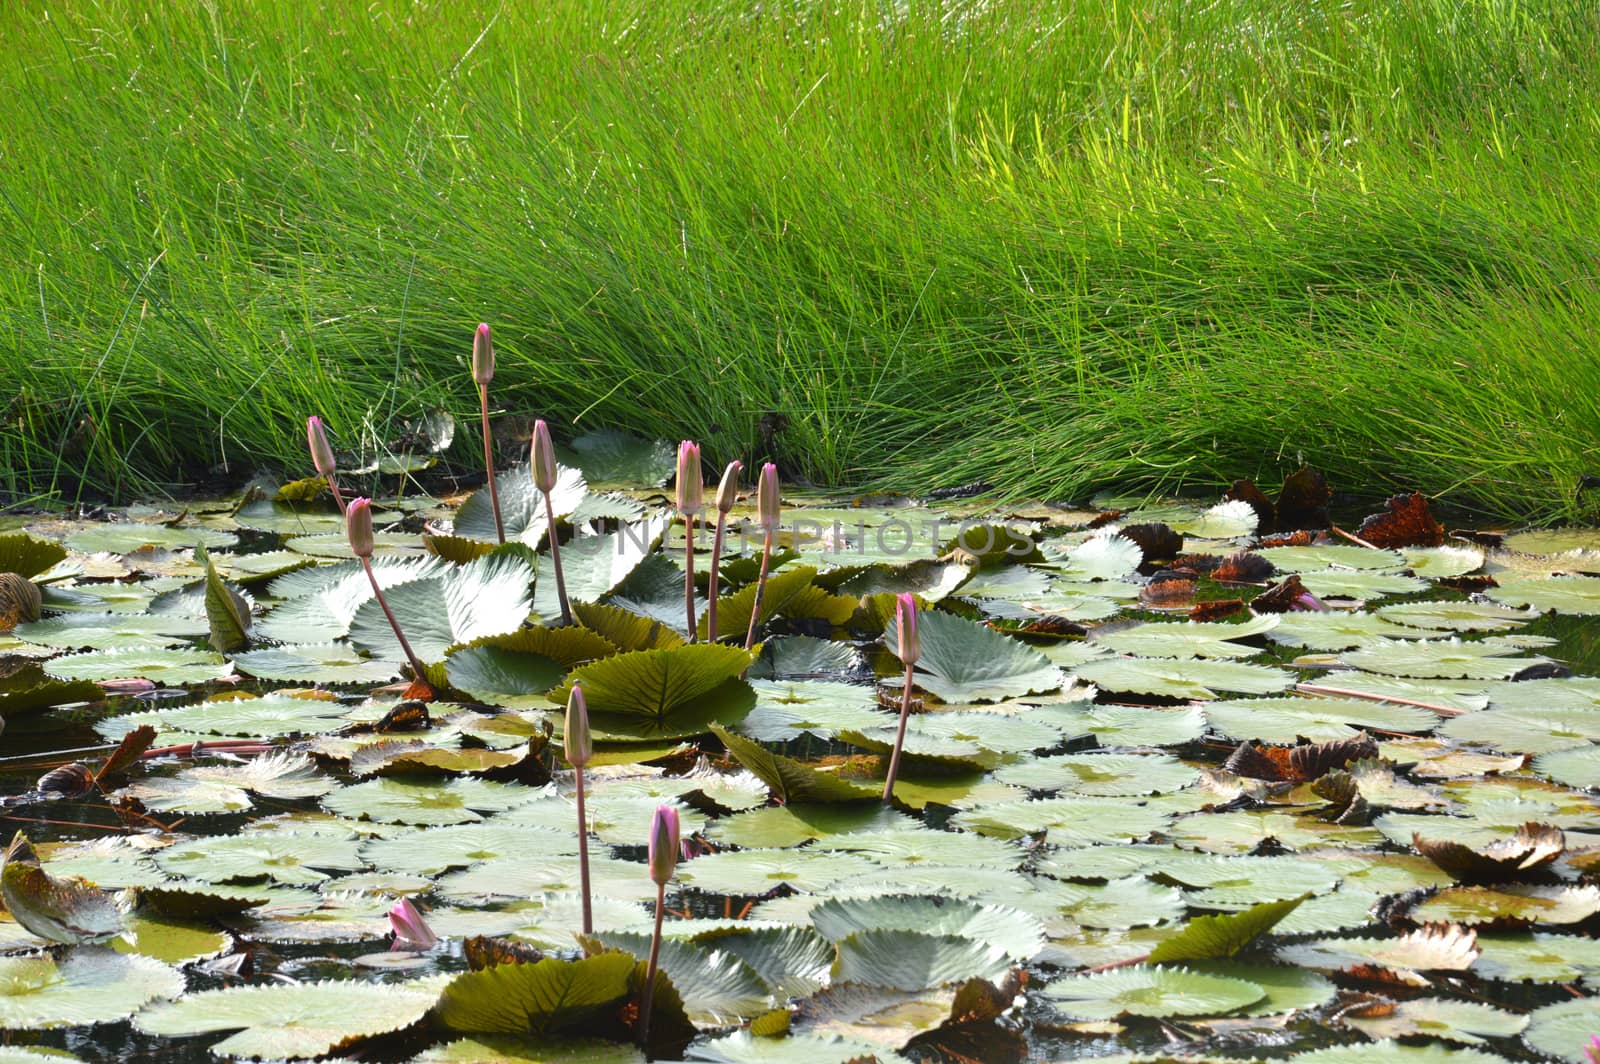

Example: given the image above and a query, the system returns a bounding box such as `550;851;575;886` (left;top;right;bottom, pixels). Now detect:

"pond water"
2;451;1599;1063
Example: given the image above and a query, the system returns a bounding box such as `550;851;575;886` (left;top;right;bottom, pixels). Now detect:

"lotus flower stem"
565;684;594;936
533;420;572;625
638;805;680;1051
705;461;742;642
306;416;348;513
472;324;505;544
744;463;780;653
677;442;703;642
348;498;429;683
881;593;920;805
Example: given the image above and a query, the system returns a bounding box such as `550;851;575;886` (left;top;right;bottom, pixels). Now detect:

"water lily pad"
360;823;582;876
1522;996;1600;1062
434;951;634;1036
45;647;233;684
712;725;881;804
258;556;447;643
349;552;534;662
1265;611;1447;650
706;805;913;849
0;949;184;1029
737;680;881;742
1204;696;1438;743
1532;745;1600;788
323;777;541;826
98;693;354;742
118;753;336;814
1491;575;1600;615
1288;1042;1513;1063
1440;706;1600;755
1043;964;1266;1020
1346;997;1528;1045
679;848;878;895
1257;545;1404;572
455;463;588;547
154;832;364;886
995;752;1198;796
1073;657;1294;699
590;932;773;1024
562;430;675;487
135;978;440;1058
1340;638;1542;680
833;930;1012;990
0;532;68;578
1144;896;1308;963
1409;884;1600;926
557;644;752;725
65;524;237;554
231;642;400;684
886;609;1060;703
14;611;208;651
952;796;1172;844
1377;600;1535;633
1091;615;1278;659
1053;534;1143;580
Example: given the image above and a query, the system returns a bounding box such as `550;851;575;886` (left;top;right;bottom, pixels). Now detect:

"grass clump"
1;1;1597;518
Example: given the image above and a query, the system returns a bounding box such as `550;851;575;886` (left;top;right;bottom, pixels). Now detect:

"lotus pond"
2;437;1600;1064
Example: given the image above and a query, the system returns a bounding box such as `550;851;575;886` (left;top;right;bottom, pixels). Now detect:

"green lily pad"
1074;657;1295;699
1043;964;1266;1020
45;647;233;684
1145;895;1307;963
1522;996;1600;1062
678;848;878;895
590;932;773;1025
1257;545;1405;571
951;796;1172;844
434;951;635;1036
562;430;675;486
1265;611;1448;650
995;752;1198;796
135;978;441;1058
1377;600;1535;633
1203;696;1439;743
154;832;364;886
886;609;1061;703
0;533;68;578
1440;705;1600;755
118;753;336;814
833;930;1012;991
0;949;184;1029
1340;638;1543;680
257;556;446;643
65;524;237;554
1532;745;1600;788
231;642;400;684
360;823;582;876
556;643;752;722
706;805;913;849
323;777;541;826
712;724;881;803
1346;997;1528;1045
1091;615;1278;659
14;611;208;651
349;552;535;662
98;693;354;742
1491;575;1600;615
455;463;588;546
1409;884;1600;926
1288;1041;1514;1063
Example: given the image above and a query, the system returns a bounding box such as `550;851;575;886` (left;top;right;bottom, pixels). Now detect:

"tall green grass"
2;1;1597;518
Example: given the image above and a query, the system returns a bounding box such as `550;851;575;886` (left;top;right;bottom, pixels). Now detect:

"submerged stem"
544;492;572;626
880;661;916;804
479;383;504;544
359;556;429;683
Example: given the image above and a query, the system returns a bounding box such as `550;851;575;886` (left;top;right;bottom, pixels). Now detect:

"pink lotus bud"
893;593;920;666
714;460;743;515
307;416;336;478
757;462;780;532
648;804;680;887
676;442;703;516
1292;589;1327;612
1585;1035;1600;1064
387;897;437;951
472;323;495;385
346;497;375;558
532;419;558;495
564;683;592;769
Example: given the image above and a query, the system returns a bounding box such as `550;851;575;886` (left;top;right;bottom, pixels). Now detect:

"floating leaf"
65;524;236;554
1409;884;1600;927
1346;997;1528;1045
154;832;364;886
1490;575;1600;615
1073;657;1294;699
1145;895;1308;963
1090;614;1277;659
456;463;587;546
117;753;336;814
995;753;1198;796
1533;745;1600;789
258;556;447;643
886;609;1060;703
434;951;635;1036
323;777;540;826
0;532;68;578
1522;996;1600;1062
711;725;881;804
0;949;183;1029
45;646;233;684
349;552;534;663
557;644;752;722
1340;638;1542;680
1;834;125;944
591;932;773;1025
811;895;1044;961
200;547;251;653
231;642;400;684
1043;964;1266;1020
14;612;206;651
135;979;440;1059
832;931;1011;991
1205;695;1437;743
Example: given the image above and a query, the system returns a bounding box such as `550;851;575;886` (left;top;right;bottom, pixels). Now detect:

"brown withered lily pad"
1412;823;1566;885
1251;574;1321;613
1223;733;1379;783
1277;469;1332;532
1140;571;1197;608
1406;884;1600;928
1214;552;1275;584
1224;479;1277;532
1190;599;1247;622
1357;493;1446;549
1119;523;1183;564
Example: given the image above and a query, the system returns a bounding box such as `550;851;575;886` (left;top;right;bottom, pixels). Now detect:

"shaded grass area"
1;1;1597;518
